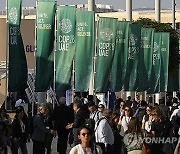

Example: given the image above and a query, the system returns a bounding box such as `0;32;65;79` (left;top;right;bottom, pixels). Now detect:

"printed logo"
153;42;159;52
9;7;18;24
124;133;143;148
100;28;113;41
59;19;72;33
129;34;137;46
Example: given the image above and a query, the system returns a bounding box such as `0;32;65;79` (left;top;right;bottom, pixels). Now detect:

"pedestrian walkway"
26;137;72;154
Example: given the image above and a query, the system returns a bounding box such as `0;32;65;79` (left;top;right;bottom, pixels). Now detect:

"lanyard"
80;144;92;154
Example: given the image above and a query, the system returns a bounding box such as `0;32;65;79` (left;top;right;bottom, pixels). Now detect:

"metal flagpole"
71;5;76;105
32;0;38;116
165;92;167;106
72;59;75;104
53;5;57;109
172;0;176;29
5;0;9;110
155;0;161;22
88;0;96;98
126;0;132;22
93;14;99;104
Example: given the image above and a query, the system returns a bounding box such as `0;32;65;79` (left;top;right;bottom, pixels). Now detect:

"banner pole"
53;6;57;109
92;14;99;102
33;0;38;116
165;92;167;106
5;0;9;110
72;59;75;104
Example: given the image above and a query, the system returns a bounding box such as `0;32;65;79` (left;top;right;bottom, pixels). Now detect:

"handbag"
142;143;151;154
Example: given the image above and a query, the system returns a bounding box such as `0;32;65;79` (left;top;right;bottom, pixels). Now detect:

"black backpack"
84;118;95;132
84;110;101;131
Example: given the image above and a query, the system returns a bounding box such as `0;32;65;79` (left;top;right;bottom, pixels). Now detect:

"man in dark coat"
66;100;89;145
53;97;74;154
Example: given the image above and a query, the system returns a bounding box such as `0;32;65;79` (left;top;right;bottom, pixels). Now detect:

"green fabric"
147;33;162;94
95;17;117;92
75;11;95;92
160;33;169;92
110;21;130;92
8;0;28;92
137;28;154;92
35;2;55;92
124;24;141;91
56;6;76;92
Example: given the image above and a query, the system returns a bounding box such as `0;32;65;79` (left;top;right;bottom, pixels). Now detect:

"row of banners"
8;0;172;94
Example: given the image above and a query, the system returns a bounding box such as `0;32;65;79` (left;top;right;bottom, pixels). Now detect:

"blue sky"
1;0;180;10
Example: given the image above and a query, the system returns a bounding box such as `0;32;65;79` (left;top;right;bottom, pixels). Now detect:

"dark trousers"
44;133;53;154
12;140;27;154
57;130;69;154
33;140;45;154
96;143;113;154
73;128;80;146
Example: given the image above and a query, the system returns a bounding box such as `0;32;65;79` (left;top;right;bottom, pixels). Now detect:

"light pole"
126;0;132;22
88;0;95;11
155;0;161;22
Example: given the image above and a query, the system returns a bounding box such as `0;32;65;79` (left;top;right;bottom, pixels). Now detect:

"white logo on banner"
100;28;113;41
129;34;137;46
9;7;18;24
59;19;72;33
153;42;159;52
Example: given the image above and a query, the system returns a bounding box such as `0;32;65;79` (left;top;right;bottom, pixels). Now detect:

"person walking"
124;117;144;154
95;109;114;154
69;126;102;154
53;97;74;154
66;100;89;146
31;104;55;154
11;107;28;154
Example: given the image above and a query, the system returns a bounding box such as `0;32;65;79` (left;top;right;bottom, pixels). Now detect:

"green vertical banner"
75;11;94;92
95;17;117;92
35;2;55;92
148;33;161;93
124;24;141;91
56;6;76;91
8;0;28;92
137;28;154;91
160;33;169;92
110;21;129;92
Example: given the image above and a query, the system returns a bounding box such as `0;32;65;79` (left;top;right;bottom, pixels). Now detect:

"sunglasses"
81;132;90;137
98;106;103;108
125;109;130;112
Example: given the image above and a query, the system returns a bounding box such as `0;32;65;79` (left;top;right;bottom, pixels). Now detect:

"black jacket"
53;104;74;131
12;117;28;142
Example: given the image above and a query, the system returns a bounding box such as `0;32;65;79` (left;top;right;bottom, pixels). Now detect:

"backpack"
84;110;100;131
84;118;95;132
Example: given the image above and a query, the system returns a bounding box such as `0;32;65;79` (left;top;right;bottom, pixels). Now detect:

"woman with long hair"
119;106;132;135
69;126;102;154
124;117;143;154
150;106;171;154
110;112;122;154
11;107;28;154
142;106;153;133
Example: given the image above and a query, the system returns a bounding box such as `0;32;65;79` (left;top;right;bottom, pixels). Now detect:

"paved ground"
26;137;72;154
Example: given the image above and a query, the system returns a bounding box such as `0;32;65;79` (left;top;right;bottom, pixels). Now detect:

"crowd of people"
0;94;179;154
